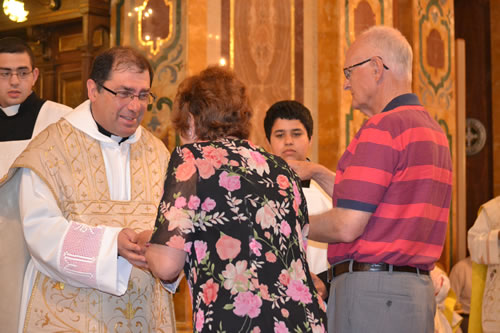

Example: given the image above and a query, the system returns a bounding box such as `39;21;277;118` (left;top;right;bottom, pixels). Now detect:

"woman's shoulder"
172;138;292;173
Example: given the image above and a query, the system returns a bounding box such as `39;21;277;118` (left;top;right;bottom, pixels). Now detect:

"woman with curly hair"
141;66;326;333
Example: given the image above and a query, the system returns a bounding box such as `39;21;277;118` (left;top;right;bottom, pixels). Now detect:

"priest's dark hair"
89;46;154;91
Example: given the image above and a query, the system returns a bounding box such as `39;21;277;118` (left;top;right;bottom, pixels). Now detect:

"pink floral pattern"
233;291;263;318
277;174;290;190
166;234;185;249
150;138;326;332
274;321;289;333
195;158;216;179
188;195;200;210
201;278;219;305
286;280;313;304
265;251;277;263
176;160;196;181
194;240;208;263
201;197;216;212
216;235;241;260
175;196;187;208
222;260;251;295
195;310;204;332
218;171;241;192
249;238;262;256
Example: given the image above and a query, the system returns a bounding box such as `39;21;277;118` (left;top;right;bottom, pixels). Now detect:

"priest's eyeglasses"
99;84;156;105
343;56;389;80
0;69;33;80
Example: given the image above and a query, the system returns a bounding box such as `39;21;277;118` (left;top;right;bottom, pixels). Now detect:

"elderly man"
9;46;176;332
0;37;71;332
289;26;452;332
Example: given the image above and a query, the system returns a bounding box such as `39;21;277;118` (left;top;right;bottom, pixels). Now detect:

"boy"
264;100;333;299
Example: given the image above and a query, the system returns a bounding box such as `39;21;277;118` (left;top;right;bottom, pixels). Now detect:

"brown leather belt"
328;261;429;281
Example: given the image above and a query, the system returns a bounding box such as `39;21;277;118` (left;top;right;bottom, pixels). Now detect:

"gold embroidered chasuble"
13;118;176;332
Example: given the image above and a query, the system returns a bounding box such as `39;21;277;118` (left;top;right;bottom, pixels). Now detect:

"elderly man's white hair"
358;26;413;84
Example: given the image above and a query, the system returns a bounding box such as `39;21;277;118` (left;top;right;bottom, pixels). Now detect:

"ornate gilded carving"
466;118;487;156
345;0;385;47
343;0;388;146
136;0;174;56
354;1;376;37
426;29;444;71
414;0;456;270
417;0;452;96
117;0;186;150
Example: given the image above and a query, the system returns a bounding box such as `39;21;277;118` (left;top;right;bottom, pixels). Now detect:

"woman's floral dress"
150;138;326;333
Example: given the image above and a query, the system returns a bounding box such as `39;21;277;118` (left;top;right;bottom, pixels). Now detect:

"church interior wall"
491;1;500;198
3;0;500;330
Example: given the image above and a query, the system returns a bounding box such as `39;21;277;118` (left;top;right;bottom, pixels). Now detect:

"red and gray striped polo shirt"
328;94;452;271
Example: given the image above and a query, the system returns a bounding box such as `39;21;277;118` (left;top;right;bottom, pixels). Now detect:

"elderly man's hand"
286;160;335;197
118;228;148;269
286;159;314;180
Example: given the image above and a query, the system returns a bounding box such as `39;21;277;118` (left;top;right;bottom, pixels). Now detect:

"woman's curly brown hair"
171;66;252;140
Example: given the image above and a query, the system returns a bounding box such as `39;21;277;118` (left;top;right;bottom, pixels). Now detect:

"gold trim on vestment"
15;119;174;332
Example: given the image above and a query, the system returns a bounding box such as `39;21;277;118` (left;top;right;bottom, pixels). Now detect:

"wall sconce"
3;0;61;23
3;0;29;22
47;0;60;11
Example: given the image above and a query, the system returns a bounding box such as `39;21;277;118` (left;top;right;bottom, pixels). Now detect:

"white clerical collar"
65;100;141;144
1;104;21;117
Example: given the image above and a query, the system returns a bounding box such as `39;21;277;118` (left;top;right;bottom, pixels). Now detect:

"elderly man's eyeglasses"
343;56;389;80
99;84;156;105
0;69;33;80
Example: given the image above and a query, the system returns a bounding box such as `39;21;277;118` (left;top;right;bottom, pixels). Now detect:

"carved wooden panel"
58;70;82;108
455;0;492;256
172;277;193;333
28;20;88;105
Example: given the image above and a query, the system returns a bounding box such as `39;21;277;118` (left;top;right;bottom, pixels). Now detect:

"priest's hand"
118;228;148;269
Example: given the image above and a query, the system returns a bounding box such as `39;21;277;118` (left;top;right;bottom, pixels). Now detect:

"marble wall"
220;0;305;150
112;1;191;330
112;0;459;274
112;0;187;152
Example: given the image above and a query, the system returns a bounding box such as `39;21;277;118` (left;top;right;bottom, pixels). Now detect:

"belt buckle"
368;263;388;272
